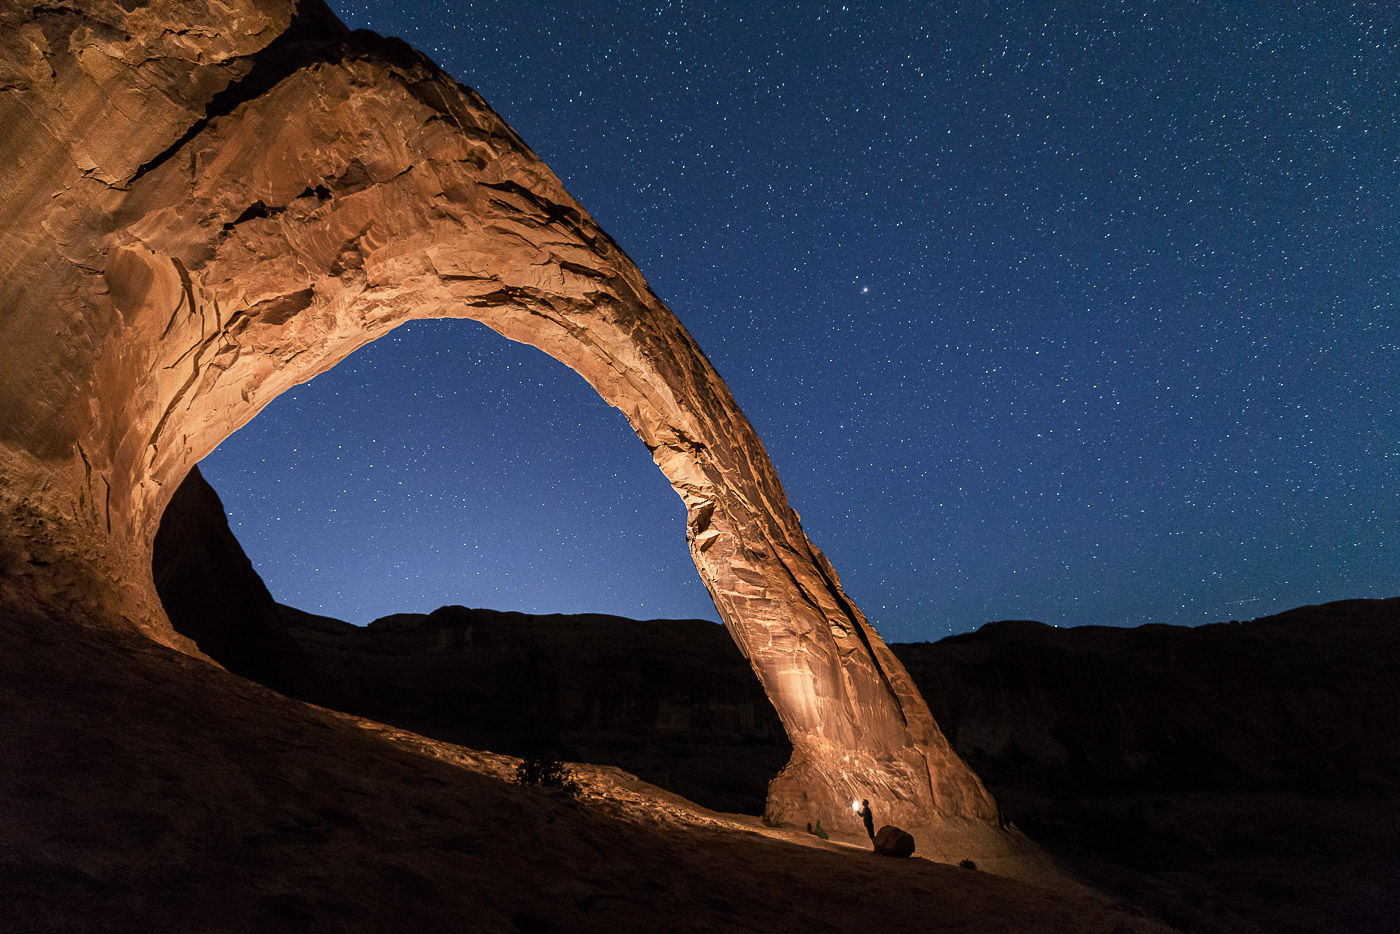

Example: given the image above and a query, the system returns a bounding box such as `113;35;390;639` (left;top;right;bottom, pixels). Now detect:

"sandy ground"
0;607;1179;933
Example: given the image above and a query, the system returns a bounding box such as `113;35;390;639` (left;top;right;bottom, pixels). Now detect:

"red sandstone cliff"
0;0;998;843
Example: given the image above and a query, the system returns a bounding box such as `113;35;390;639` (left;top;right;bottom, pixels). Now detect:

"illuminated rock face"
0;0;997;833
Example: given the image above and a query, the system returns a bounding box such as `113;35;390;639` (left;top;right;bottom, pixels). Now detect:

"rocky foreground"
1;602;1177;934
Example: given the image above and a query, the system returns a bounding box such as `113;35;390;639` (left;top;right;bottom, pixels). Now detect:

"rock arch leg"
0;1;997;839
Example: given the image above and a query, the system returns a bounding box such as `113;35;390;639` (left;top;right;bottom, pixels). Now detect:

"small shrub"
808;819;829;840
515;756;581;798
959;859;978;870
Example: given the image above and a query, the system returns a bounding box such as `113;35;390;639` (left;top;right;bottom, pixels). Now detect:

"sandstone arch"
0;0;998;839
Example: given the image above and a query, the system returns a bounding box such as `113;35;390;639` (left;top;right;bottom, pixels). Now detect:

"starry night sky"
199;2;1398;643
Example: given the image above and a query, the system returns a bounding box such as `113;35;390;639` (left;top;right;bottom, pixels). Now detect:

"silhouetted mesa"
273;603;791;815
895;602;1400;934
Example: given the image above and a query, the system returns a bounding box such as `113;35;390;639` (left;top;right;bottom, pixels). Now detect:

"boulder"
873;825;916;858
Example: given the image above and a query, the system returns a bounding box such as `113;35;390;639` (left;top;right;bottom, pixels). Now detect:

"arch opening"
150;318;791;814
194;318;718;625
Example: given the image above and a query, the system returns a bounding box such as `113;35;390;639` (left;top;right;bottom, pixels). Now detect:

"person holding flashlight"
856;799;874;841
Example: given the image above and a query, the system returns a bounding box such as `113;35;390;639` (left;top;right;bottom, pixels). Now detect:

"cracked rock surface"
0;0;1005;841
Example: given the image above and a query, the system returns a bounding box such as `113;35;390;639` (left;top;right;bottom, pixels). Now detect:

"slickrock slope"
0;0;1000;839
273;598;1400;934
0;603;1176;934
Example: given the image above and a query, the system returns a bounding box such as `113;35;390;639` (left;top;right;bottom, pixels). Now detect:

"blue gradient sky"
200;2;1398;642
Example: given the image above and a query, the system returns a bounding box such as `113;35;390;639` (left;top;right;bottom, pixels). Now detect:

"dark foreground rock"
0;603;1174;934
874;825;917;858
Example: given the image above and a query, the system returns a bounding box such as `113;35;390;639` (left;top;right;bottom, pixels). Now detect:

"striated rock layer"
0;0;997;838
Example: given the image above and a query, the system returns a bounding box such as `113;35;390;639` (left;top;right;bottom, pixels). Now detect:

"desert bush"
515;756;582;798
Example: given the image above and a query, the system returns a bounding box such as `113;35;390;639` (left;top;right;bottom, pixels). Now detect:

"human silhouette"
858;799;874;841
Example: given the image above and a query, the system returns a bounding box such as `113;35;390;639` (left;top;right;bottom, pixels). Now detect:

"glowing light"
852;799;861;812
